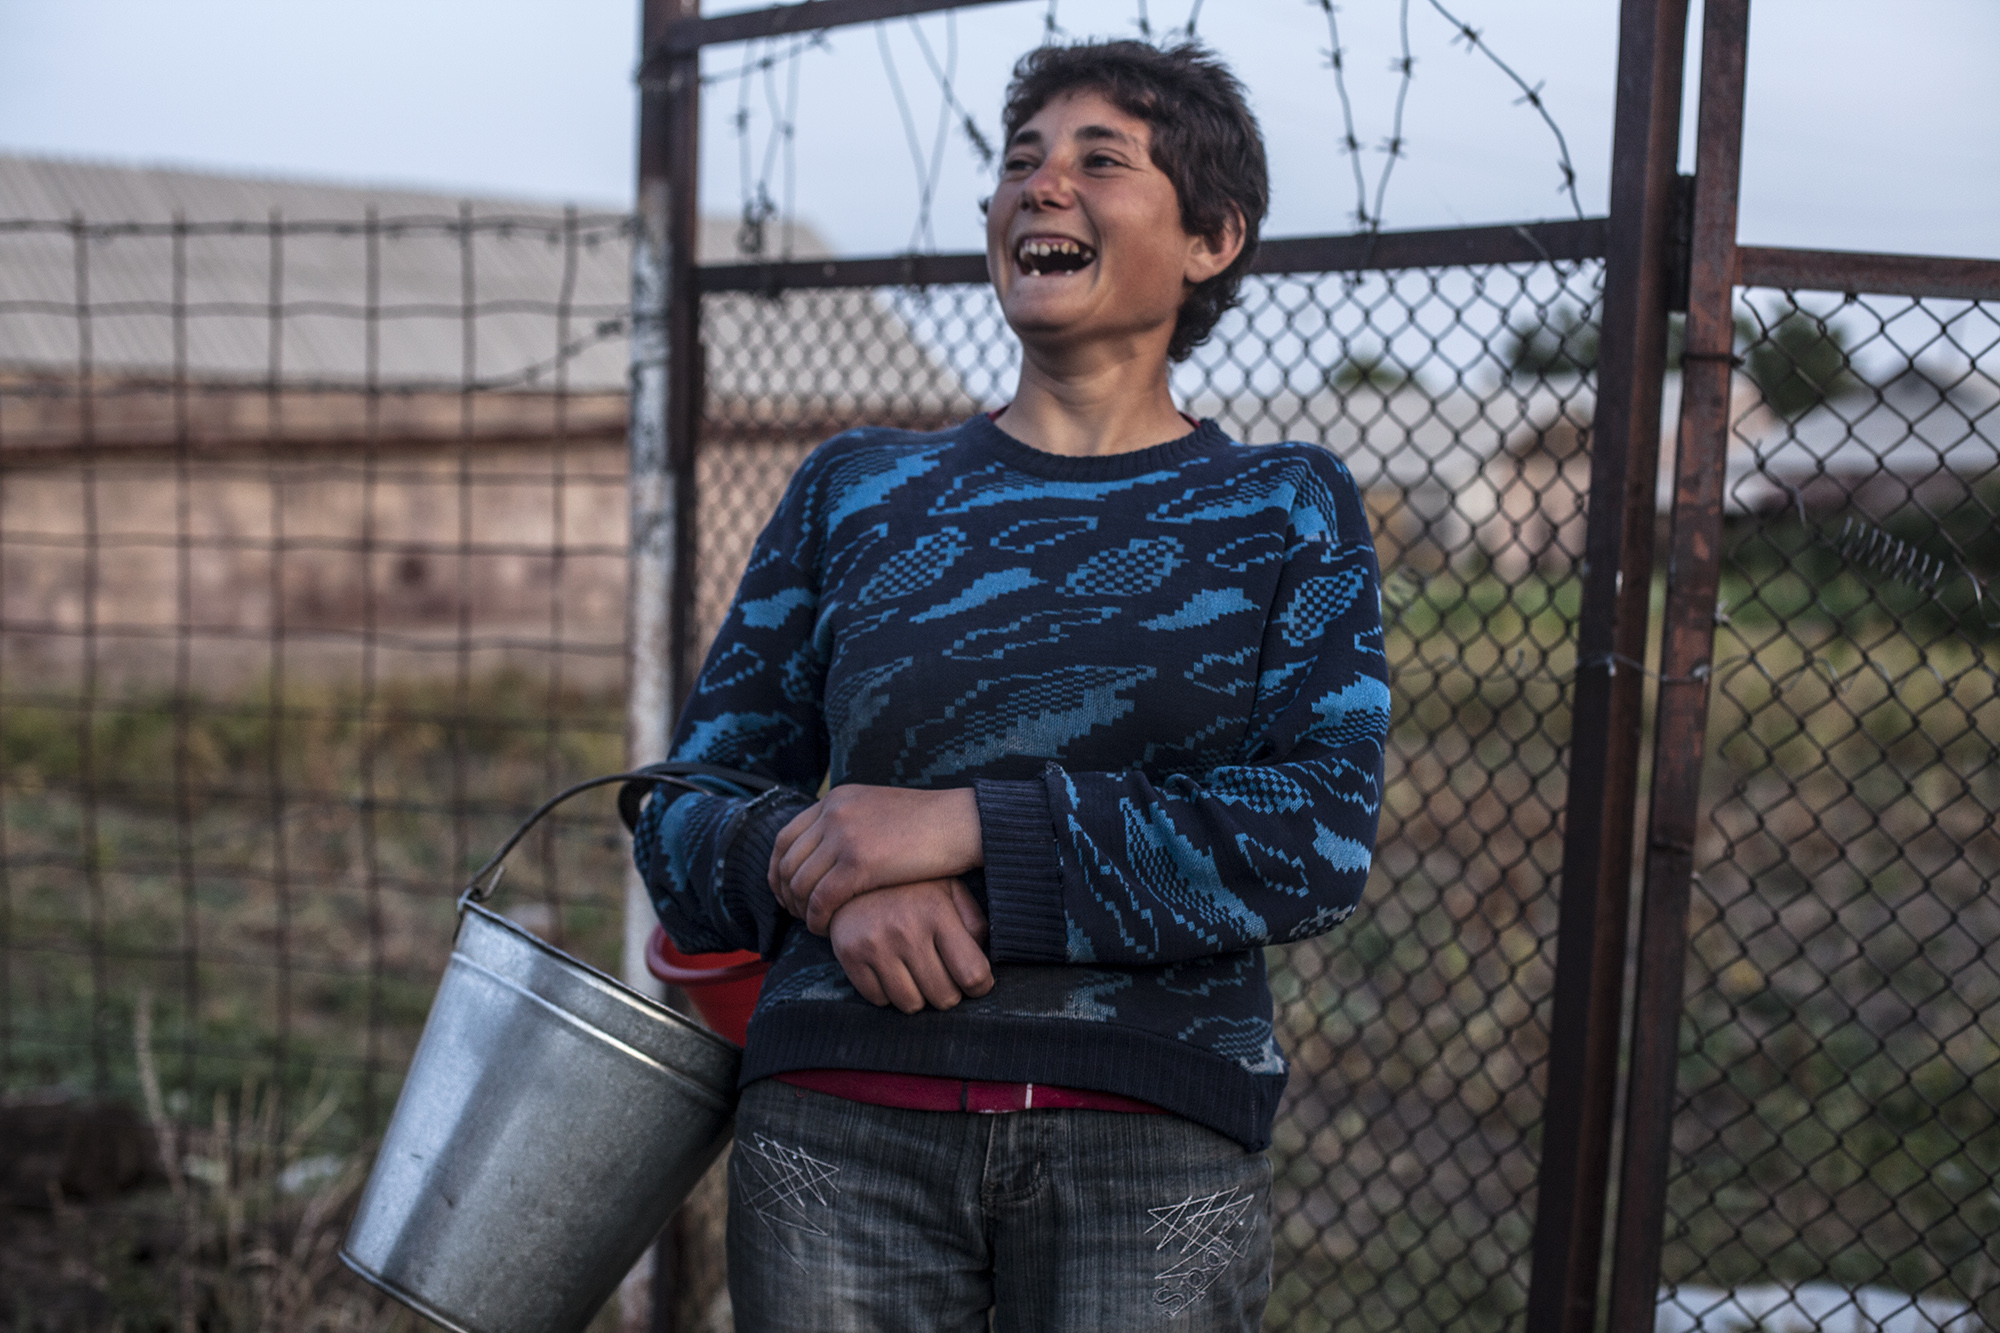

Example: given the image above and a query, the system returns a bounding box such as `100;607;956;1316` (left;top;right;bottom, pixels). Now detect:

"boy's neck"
994;346;1192;457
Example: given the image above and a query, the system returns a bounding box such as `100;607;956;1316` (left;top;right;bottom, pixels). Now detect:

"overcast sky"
2;0;1995;260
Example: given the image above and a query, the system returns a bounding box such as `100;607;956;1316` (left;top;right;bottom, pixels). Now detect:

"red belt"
773;1068;1166;1115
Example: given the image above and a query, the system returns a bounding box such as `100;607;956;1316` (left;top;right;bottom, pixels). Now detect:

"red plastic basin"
644;926;767;1046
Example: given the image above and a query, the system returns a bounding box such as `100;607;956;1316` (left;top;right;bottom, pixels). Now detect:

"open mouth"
1015;236;1097;276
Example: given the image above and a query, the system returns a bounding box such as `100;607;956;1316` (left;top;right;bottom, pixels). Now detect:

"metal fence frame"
631;1;1672;1327
634;1;2000;1330
1612;0;2000;1328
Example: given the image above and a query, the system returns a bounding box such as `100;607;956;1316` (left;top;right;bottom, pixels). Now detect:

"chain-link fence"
0;194;1614;1326
696;257;1608;1332
8;202;1997;1333
0;202;636;1323
1654;289;2000;1333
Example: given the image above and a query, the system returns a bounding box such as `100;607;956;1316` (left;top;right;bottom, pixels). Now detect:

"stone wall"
1;438;630;694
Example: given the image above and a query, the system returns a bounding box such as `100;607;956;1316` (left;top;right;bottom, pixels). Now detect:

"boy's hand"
770;785;983;933
827;879;993;1014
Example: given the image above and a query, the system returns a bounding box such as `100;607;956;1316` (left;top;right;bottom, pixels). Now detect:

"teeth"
1020;238;1085;257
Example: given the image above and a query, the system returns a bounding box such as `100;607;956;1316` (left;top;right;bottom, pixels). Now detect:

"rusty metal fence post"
625;0;687;1004
1525;0;1690;1328
1606;0;1751;1325
626;1;702;1330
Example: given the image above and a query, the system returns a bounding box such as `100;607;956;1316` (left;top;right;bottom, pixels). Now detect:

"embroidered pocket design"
736;1133;842;1267
1147;1185;1256;1315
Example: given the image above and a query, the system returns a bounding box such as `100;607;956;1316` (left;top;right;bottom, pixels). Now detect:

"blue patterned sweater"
632;413;1388;1150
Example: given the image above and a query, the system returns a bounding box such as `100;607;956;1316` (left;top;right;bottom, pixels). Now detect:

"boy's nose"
1020;158;1075;209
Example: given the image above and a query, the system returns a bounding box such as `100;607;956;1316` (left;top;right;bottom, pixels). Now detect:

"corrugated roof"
0;153;970;410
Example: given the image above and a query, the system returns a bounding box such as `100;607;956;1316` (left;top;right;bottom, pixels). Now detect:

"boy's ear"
1187;206;1247;285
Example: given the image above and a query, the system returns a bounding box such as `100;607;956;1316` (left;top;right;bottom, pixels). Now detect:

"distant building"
0;154;970;688
1725;366;2000;517
1189;375;1692;581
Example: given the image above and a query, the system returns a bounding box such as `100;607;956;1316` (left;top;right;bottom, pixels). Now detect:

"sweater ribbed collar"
960;411;1230;481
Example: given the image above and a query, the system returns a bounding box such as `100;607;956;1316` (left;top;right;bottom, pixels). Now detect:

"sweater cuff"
975;778;1068;964
719;788;812;959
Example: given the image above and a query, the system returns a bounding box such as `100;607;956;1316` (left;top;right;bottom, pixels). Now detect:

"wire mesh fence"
9;189;1998;1333
1655;289;2000;1333
0;206;636;1323
696;257;1607;1332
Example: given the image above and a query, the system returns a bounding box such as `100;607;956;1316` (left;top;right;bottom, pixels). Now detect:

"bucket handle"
459;762;781;909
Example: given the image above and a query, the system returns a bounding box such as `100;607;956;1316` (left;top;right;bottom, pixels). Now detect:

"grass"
2;989;631;1332
4;543;1999;1329
1;671;631;1330
1659;545;2000;1324
1266;552;2000;1329
1260;568;1568;1332
0;670;627;1145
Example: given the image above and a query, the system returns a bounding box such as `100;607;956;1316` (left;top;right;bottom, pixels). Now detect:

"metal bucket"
341;765;774;1333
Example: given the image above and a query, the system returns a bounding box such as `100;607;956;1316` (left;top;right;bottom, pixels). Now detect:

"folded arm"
976;535;1389;967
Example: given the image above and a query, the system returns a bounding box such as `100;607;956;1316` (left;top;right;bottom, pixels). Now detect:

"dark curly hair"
1000;40;1269;362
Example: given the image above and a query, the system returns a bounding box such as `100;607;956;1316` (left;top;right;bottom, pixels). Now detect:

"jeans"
726;1080;1272;1332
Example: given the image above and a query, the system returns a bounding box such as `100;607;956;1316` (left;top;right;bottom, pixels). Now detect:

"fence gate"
635;1;1679;1330
1610;1;2000;1330
638;2;2000;1332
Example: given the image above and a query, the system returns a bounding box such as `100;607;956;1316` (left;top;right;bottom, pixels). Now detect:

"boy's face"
986;88;1233;358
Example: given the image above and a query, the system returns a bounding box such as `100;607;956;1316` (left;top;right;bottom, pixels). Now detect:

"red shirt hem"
772;1068;1167;1115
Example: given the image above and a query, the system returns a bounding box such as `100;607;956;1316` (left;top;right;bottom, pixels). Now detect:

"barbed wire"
0;216;633;241
1132;1;1205;42
1424;0;1585;220
1316;2;1373;232
714;0;1587;256
870;12;1010;252
0;303;626;398
1317;0;1418;234
699;33;826;88
1374;0;1418;233
474;317;629;393
1039;1;1204;47
908;15;995;169
1316;0;1586;232
879;22;939;252
873;0;1219;255
733;47;773;256
773;36;805;258
728;35;807;259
